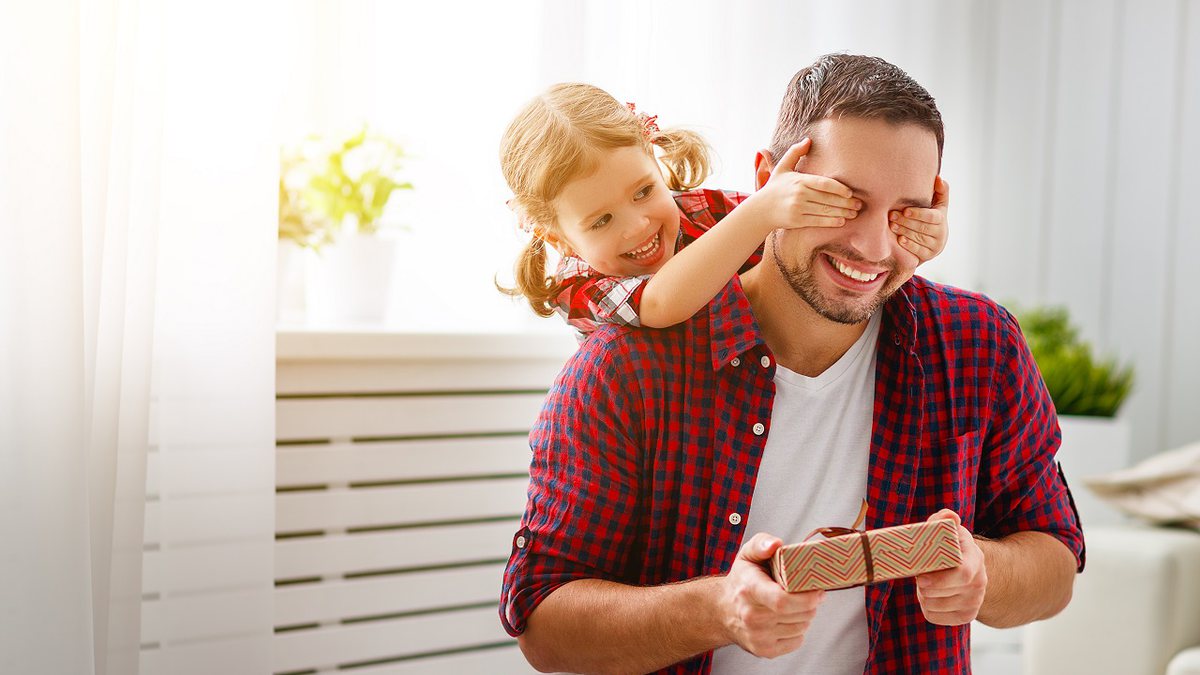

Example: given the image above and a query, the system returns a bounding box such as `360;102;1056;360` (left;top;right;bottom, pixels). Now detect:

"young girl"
500;83;948;335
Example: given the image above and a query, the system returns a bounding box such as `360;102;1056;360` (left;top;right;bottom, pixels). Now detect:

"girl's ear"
539;227;575;258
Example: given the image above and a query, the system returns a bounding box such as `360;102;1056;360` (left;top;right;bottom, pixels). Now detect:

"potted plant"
278;126;412;323
1014;305;1135;526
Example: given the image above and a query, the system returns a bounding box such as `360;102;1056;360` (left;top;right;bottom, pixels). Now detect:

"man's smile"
821;252;888;291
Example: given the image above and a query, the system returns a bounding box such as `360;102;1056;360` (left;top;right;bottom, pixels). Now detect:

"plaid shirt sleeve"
552;255;650;334
499;329;646;635
976;307;1086;570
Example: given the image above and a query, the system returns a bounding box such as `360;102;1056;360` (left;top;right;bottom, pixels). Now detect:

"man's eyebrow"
575;172;655;228
833;177;932;210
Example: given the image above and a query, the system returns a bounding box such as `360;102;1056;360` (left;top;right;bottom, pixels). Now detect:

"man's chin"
792;269;908;325
806;291;884;325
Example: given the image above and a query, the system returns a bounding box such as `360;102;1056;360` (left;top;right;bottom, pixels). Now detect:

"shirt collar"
707;276;922;370
708;276;766;370
880;279;919;352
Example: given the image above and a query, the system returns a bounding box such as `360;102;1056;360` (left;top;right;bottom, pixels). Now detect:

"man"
500;54;1084;674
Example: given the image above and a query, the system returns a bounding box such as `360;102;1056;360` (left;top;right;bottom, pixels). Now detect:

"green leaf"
1012;304;1135;417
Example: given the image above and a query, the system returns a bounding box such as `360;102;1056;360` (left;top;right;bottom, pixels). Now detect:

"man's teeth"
831;257;881;282
625;234;660;259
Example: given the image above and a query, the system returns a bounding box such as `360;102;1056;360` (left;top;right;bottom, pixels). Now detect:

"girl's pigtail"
651;127;712;191
497;235;559;317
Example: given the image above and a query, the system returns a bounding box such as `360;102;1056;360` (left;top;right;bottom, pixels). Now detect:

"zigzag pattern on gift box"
774;520;962;592
776;535;867;591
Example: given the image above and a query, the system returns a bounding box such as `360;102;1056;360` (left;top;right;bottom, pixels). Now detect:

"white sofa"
1025;525;1200;675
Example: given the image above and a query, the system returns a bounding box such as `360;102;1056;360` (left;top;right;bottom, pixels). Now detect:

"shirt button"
515;535;526;549
893;334;902;346
731;357;741;367
728;512;742;525
753;422;765;435
760;355;771;368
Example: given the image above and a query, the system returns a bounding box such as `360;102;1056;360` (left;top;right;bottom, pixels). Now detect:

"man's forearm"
517;577;728;675
975;531;1078;628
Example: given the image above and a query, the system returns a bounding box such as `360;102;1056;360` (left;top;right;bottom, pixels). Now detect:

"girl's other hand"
890;176;949;263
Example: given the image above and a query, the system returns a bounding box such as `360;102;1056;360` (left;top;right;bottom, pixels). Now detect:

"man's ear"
754;149;775;190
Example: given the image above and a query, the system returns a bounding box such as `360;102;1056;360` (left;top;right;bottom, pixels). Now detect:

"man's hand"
718;532;825;658
914;509;988;625
746;138;862;235
890;176;949;264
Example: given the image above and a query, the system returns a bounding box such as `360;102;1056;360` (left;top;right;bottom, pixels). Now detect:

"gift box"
771;518;963;592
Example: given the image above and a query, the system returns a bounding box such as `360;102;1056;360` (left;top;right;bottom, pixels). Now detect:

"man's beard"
772;238;904;325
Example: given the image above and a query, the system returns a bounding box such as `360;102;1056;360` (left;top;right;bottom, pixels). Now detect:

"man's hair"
769;53;944;163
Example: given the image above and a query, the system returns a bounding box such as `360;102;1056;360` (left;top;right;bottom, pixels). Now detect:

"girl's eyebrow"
575;172;655;228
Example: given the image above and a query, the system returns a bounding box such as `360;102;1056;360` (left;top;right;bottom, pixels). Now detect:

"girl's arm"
638;193;782;327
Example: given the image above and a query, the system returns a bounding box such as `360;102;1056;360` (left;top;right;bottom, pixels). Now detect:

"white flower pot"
1054;415;1133;528
306;232;397;325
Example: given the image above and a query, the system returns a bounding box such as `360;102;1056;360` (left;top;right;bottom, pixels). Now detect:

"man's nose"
846;209;893;262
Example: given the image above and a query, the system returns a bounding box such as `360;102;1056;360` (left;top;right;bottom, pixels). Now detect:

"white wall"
972;0;1200;459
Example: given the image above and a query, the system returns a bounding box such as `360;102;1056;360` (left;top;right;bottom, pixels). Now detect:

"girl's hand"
755;139;862;232
890;176;949;263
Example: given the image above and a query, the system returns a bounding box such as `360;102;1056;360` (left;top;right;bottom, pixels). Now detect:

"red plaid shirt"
553;189;752;334
500;269;1085;673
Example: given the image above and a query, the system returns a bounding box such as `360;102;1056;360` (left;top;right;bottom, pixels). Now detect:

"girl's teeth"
831;257;881;282
625;234;660;259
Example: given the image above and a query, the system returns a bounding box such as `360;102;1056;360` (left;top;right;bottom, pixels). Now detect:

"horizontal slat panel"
140;634;272;675
276;437;531;487
275;520;518;580
274;563;505;626
276;478;528;534
142;587;271;644
143;541;273;595
340;644;535;674
276;394;545;441
144;494;273;546
145;447;272;498
272;605;512;672
277;359;566;395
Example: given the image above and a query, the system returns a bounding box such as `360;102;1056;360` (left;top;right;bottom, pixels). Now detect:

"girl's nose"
623;214;650;239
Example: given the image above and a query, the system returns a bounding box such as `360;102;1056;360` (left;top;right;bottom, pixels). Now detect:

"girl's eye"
590;214;611;230
635;184;654;200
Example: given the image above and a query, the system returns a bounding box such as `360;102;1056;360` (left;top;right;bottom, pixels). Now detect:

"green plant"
1013;306;1134;417
279;126;412;250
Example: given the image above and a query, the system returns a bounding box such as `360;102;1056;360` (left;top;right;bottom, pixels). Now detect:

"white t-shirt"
711;312;881;674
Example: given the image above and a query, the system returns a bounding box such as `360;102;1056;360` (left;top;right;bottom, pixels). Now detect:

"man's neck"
739;264;872;378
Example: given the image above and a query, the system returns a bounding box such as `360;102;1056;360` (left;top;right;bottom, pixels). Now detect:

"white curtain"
0;2;279;674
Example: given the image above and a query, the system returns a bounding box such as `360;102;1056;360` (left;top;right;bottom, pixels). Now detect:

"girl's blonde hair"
499;83;712;317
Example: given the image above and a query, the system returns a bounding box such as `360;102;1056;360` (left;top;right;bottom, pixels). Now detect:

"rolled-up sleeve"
500;333;645;635
976;310;1086;571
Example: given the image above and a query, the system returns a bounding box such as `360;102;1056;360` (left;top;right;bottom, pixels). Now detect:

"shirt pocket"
921;429;983;527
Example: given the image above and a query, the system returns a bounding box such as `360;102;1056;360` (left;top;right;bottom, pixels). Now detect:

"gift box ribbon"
800;499;875;585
